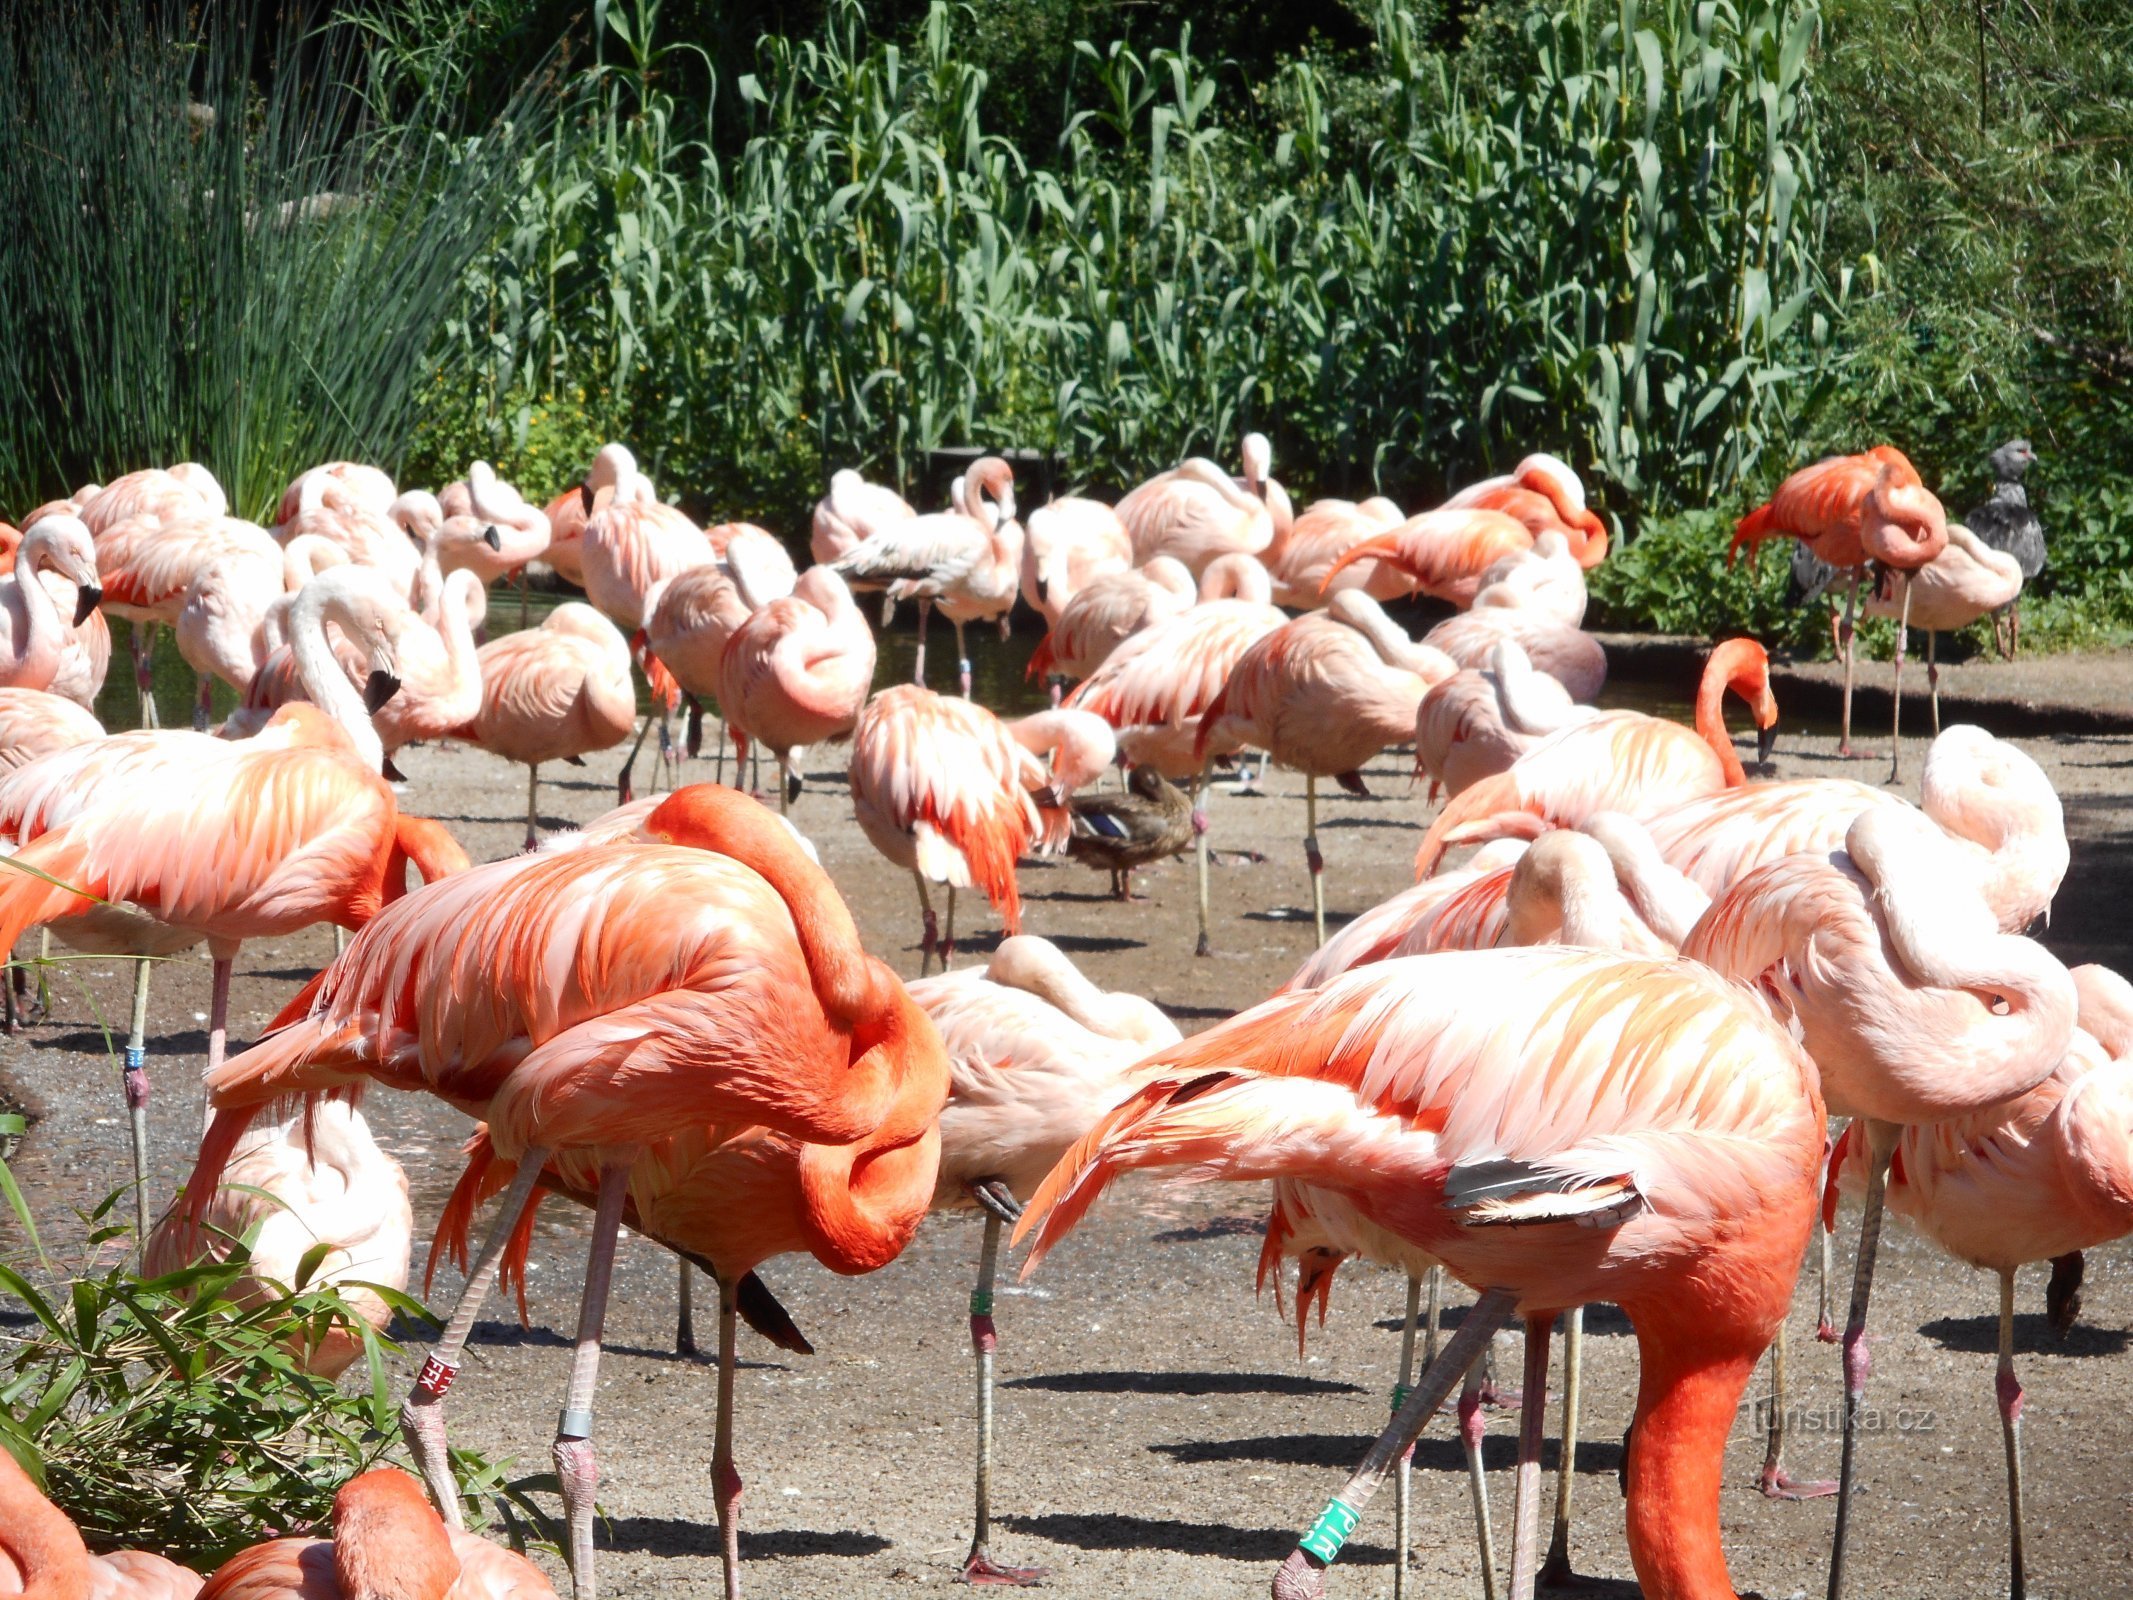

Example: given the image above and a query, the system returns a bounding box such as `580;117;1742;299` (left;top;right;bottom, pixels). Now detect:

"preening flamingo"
847;684;1062;972
716;566;876;810
0;703;465;1235
1116;432;1292;575
1414;636;1779;877
272;478;425;602
1861;522;2023;731
1264;496;1407;607
451;602;636;849
95;505;274;728
1680;806;2076;1592
176;533;350;707
80;463;228;535
184;785;949;1600
829;457;1021;697
224;566;412;777
541;443;656;589
1438;453;1610;563
643;565;751;781
197;1468;556;1600
273;461;397;527
810;465;916;567
1317;508;1553;609
1024;557;1195;685
1824;966;2132;1599
0;1446;202;1600
1063;571;1284;952
1420;531;1606;701
1016;945;1826;1600
446;461;553;582
145;1100;413;1380
1195;592;1455;941
911;935;1180;1584
1731;445;1949;771
1415;638;1595;802
1020;495;1132;624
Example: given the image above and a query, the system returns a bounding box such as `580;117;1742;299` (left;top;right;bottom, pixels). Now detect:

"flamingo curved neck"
290;590;385;774
7;534;66;687
1692;662;1747;788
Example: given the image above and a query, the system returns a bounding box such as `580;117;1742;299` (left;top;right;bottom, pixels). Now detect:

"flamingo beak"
579;481;595;515
1756;722;1778;768
72;585;101;627
363;668;402;714
482;524;503;551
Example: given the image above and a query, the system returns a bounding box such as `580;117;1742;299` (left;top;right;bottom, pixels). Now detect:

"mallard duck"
1067;764;1193;899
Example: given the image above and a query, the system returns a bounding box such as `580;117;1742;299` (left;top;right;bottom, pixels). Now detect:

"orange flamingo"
810;465;916;566
829;458;1021;697
1822;965;2133;1598
1116;432;1293;575
1730;445;1949;770
1019;495;1133;624
1264;496;1407;607
452;602;637;848
1416;638;1596;801
910;934;1179;1585
197;1468;556;1600
1861;521;2023;732
847;685;1064;972
1023;557;1195;686
1439;453;1610;562
1681;806;2077;1589
716;566;876;810
1195;592;1455;941
1318;506;1553;609
0;1446;201;1600
1016;945;1826;1600
182;785;949;1600
1413;637;1779;877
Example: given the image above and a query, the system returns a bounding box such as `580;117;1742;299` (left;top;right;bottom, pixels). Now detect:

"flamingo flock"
0;433;2115;1600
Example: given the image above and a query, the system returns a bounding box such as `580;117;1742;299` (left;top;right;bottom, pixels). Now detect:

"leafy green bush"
0;1170;544;1569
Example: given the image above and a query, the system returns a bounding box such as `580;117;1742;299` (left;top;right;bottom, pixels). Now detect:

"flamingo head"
582;441;639;512
1239;432;1273;499
388;489;444;542
967;457;1017;525
168;461;229;518
1710;637;1779;763
1862;477;1949;570
23;514;101;620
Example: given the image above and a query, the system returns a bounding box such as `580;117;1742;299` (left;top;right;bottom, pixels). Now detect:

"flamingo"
446;461;553;582
273;461;397;526
643;566;752;781
80;463;227;534
1639;723;2067;934
1019;495;1132;625
1264;496;1407;607
1861;522;2023;732
1015;945;1826;1600
910;935;1180;1584
847;684;1061;973
1730;445;1949;773
272;478;426;601
716;565;877;810
1679;806;2077;1595
1416;639;1597;801
182;785;950;1600
540;443;657;589
1438;453;1610;563
1195;592;1456;941
829;457;1021;697
95;506;275;728
196;1468;557;1600
1023;557;1196;686
1413;637;1779;877
0;686;103;770
1822;967;2131;1600
1063;570;1284;953
1420;531;1607;701
0;702;465;1239
176;534;351;710
0;1446;202;1600
1115;432;1292;575
1317;507;1560;610
144;1100;412;1380
450;602;637;849
0;513;102;691
810;465;916;566
222;566;412;777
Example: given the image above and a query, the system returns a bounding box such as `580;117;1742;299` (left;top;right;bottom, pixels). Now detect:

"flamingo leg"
953;616;973;699
677;1259;699;1359
1459;1356;1501;1600
1506;1316;1551;1600
554;1161;630;1600
1273;1287;1516;1599
963;1201;1047;1585
203;954;233;1114
524;764;542;852
1837;572;1858;758
616;714;655;804
193;672;213;733
942;885;958;970
33;929;48;1027
1759;1316;1837;1499
913;600;931;688
714;1270;744;1600
124;958;153;1246
913;870;939;977
1826;1117;1897;1600
1424;1265;1443;1369
1888;575;1912;783
777;756;792;816
1304;774;1325;947
131;622;160;730
1927;629;1941;735
1997;1267;2029;1600
1538;1308;1586;1586
1193;767;1214;958
1393;1273;1422;1600
402;1149;550;1526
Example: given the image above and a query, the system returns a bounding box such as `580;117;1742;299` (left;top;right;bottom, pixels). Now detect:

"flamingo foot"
1537;1554;1612;1591
961;1549;1048;1587
1271;1549;1327;1600
1758;1463;1839;1501
1817;1316;1840;1345
1476;1380;1523;1412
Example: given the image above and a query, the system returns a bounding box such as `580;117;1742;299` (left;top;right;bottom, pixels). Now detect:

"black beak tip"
482;524;503;551
579;482;595;515
1756;725;1778;768
72;587;101;627
363;669;401;714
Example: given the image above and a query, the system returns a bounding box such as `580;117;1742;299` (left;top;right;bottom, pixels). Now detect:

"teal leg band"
1298;1495;1361;1564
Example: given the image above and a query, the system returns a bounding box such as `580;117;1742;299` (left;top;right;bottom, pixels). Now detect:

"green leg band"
1298;1495;1361;1564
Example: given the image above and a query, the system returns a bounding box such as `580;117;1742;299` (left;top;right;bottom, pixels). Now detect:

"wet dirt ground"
5;647;2133;1599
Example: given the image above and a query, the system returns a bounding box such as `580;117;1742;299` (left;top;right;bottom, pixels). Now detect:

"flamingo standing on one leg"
0;1446;202;1599
1016;945;1827;1600
1861;522;2023;734
911;934;1180;1585
181;785;949;1600
715;566;876;810
1730;445;1948;774
1680;806;2076;1600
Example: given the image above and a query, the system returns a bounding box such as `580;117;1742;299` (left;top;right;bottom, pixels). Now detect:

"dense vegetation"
5;0;2129;647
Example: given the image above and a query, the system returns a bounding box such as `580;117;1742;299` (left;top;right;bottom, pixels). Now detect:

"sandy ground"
6;663;2133;1599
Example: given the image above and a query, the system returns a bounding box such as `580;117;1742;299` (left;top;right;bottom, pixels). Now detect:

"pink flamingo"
96;507;278;728
1023;557;1196;686
1317;506;1558;609
198;1468;557;1600
643;565;751;780
810;465;916;566
1195;592;1455;942
80;463;227;534
829;457;1021;697
1414;637;1779;876
1416;638;1596;801
1115;432;1292;575
175;533;351;718
183;786;948;1600
0;514;102;691
1731;445;1949;770
0;686;103;770
272;476;426;600
911;934;1180;1584
223;566;412;777
1020;495;1132;624
451;602;637;849
1438;454;1610;563
1016;944;1826;1600
716;565;876;810
11;500;109;711
446;461;553;582
0;1447;202;1600
540;443;657;589
1861;521;2024;732
1264;496;1407;607
273;461;397;526
1420;531;1606;701
1681;806;2076;1581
